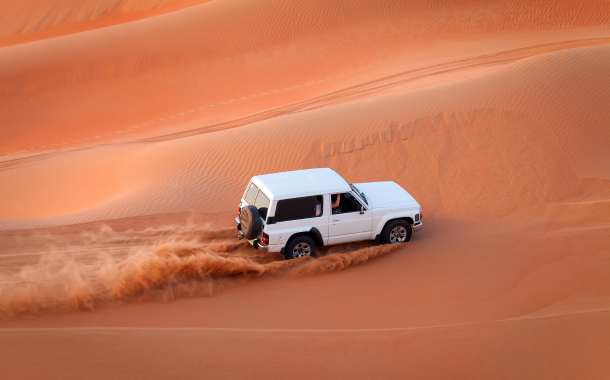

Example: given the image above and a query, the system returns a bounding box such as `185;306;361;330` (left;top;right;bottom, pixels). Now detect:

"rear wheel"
284;235;317;260
381;220;412;244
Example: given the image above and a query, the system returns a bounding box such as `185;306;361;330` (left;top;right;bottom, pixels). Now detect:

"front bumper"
412;221;423;232
236;217;268;252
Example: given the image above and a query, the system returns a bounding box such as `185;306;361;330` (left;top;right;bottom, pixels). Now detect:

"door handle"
333;219;339;222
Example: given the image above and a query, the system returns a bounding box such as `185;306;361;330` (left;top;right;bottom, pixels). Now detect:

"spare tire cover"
240;205;262;240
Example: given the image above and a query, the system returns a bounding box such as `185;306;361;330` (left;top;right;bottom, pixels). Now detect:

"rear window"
275;196;323;222
244;183;258;204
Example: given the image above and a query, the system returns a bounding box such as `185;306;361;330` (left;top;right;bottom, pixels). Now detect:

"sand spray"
0;225;403;319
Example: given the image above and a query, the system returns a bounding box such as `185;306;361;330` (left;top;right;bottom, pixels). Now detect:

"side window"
275;195;323;222
254;191;270;218
244;183;258;204
332;192;364;214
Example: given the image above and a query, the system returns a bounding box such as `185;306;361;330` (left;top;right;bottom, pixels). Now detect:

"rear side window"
254;191;270;209
244;183;258;204
275;196;323;222
254;191;270;218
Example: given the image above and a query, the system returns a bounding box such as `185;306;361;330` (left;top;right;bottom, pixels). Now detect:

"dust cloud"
0;225;403;319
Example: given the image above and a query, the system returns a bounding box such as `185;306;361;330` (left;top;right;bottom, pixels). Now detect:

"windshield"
350;184;369;206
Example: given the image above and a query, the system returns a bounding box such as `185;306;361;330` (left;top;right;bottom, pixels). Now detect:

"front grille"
415;214;420;222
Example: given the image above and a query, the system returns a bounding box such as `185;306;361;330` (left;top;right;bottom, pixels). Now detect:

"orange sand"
1;0;610;378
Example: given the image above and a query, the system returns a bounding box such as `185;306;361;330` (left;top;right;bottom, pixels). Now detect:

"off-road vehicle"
237;168;422;259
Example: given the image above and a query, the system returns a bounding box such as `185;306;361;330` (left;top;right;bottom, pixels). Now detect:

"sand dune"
1;218;609;379
1;0;610;378
2;0;610;154
0;0;214;46
1;44;609;226
3;309;610;379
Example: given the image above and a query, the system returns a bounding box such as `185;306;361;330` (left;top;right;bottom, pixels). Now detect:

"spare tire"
240;205;263;240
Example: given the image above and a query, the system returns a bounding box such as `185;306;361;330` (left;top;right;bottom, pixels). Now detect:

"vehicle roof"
251;168;351;201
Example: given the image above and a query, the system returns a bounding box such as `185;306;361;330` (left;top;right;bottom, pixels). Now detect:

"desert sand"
1;0;610;378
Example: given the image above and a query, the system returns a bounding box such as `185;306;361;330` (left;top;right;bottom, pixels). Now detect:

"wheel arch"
377;216;414;236
286;229;322;248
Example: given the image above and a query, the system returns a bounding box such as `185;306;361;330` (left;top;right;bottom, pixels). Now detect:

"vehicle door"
328;192;373;245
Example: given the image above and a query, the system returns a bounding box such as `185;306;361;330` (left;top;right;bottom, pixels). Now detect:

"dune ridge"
2;0;610;154
0;0;214;45
6;36;609;156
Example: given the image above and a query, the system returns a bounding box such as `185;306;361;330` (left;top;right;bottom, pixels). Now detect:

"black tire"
381;220;412;244
284;235;317;260
240;205;262;240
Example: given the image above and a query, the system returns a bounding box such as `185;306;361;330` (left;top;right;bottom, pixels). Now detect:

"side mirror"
360;206;365;214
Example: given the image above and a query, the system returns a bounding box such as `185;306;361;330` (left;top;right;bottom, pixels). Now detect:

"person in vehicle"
333;192;365;214
331;193;341;214
315;198;322;216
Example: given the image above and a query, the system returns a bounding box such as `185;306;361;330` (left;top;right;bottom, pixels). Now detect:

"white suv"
237;168;422;259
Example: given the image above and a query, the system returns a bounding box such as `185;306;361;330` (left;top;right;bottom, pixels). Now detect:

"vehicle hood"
353;181;419;209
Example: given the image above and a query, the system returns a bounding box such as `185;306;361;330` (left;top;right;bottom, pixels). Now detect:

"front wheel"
381;220;412;244
284;235;317;260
